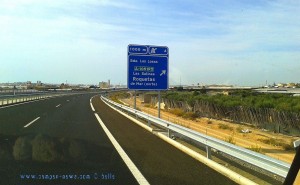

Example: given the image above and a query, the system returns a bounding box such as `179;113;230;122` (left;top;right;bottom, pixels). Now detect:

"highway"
0;93;236;185
0;93;137;185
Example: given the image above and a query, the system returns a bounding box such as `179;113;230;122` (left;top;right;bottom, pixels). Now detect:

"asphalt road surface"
0;93;137;185
0;93;237;185
92;95;237;185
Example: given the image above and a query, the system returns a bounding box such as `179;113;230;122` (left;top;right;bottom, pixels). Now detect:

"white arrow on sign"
160;70;166;76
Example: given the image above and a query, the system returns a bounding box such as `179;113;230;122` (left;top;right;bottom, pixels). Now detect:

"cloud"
0;0;299;85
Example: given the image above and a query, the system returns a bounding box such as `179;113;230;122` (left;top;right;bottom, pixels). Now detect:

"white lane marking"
56;104;61;108
94;113;150;185
90;97;95;111
24;117;40;128
102;98;152;132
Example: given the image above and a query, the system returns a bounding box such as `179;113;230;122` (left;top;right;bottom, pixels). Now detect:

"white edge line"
94;113;150;185
102;97;153;132
24;117;40;128
101;97;258;185
155;132;258;185
90;97;95;111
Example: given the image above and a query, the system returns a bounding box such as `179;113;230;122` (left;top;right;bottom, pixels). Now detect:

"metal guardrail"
102;96;291;178
0;92;75;106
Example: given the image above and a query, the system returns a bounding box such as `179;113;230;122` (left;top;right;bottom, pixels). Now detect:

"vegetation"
282;141;294;151
225;132;236;144
163;90;300;113
206;120;212;124
218;123;234;131
168;108;197;120
169;108;185;117
144;104;151;108
236;125;243;133
248;144;262;153
257;138;294;151
109;92;130;104
182;112;198;120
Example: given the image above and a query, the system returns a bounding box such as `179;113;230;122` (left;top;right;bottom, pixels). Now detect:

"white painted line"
155;132;258;185
94;113;150;185
102;98;257;185
102;98;153;132
90;97;95;111
24;117;40;128
56;104;61;108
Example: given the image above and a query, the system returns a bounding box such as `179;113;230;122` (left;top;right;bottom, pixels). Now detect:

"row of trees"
163;90;300;113
156;90;300;135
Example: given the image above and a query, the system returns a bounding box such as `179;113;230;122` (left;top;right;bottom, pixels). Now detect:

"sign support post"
158;91;161;118
134;90;137;110
127;44;169;118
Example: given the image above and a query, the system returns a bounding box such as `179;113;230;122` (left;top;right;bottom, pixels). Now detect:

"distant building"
99;81;109;89
37;81;42;86
287;83;296;88
277;83;286;88
26;81;33;89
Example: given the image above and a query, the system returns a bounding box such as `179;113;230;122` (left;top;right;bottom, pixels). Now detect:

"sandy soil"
121;97;299;164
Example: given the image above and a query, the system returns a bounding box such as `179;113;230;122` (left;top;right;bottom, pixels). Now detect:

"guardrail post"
206;145;212;159
148;117;151;127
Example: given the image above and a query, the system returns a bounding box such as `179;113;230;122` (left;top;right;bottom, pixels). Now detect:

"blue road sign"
128;44;169;90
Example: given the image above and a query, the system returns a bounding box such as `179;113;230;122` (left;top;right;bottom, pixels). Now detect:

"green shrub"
258;138;278;146
169;108;185;117
258;138;294;150
183;112;198;120
13;136;32;161
225;133;236;144
282;142;294;151
218;123;233;131
248;144;262;153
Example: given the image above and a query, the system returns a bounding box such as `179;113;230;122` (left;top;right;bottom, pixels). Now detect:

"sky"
0;0;299;86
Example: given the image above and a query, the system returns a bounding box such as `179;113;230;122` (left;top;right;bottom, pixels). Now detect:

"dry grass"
182;112;198;120
225;132;236;144
248;144;262;153
257;138;294;151
218;123;234;131
206;119;213;124
169;108;185;117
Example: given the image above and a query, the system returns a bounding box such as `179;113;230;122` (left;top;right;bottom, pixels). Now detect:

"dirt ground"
121;97;299;164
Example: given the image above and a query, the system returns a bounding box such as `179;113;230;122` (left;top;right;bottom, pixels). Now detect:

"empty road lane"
0;93;138;185
92;96;237;185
